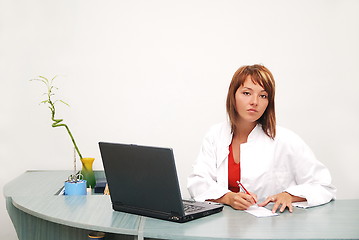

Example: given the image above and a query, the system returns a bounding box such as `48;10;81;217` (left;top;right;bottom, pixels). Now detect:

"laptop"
99;142;223;223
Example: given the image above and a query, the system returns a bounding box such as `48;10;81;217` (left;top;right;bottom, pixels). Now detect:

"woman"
187;64;336;213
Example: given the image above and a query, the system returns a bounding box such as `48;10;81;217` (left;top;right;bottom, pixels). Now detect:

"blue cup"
64;180;87;195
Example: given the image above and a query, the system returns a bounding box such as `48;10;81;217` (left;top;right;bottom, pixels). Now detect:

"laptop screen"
99;142;185;216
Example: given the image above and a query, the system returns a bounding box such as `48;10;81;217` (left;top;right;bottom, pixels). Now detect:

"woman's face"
235;75;269;124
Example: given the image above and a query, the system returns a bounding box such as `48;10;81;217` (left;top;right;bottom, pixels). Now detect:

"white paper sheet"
244;205;279;217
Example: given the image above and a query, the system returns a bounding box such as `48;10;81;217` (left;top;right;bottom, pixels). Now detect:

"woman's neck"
233;121;257;144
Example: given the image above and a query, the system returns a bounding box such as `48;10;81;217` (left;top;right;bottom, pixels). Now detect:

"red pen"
237;181;257;204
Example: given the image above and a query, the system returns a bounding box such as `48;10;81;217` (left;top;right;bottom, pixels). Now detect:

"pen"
237;181;257;204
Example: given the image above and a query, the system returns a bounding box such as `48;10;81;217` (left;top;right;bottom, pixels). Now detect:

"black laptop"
99;142;223;223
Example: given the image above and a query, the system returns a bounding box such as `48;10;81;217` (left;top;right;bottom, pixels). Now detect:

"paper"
244;205;279;217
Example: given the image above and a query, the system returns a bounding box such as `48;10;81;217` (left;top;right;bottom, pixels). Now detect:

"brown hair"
226;64;276;139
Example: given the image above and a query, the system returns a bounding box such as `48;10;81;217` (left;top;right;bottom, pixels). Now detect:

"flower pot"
81;158;96;188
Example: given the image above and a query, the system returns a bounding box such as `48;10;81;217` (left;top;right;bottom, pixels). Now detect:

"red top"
228;144;240;192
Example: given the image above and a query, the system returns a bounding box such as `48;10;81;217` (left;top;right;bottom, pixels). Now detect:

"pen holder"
64;180;87;195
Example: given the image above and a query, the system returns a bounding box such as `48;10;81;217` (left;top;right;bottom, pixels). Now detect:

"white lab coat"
187;121;336;207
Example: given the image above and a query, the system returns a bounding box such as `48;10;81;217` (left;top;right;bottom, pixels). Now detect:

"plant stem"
53;121;83;160
48;94;83;160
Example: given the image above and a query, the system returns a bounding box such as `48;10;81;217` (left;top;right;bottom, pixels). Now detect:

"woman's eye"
260;94;268;99
242;92;250;96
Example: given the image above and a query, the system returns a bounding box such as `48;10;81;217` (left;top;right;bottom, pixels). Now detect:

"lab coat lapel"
216;122;232;168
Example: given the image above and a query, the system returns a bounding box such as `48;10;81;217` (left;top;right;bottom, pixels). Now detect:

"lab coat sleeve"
187;129;230;202
282;133;337;207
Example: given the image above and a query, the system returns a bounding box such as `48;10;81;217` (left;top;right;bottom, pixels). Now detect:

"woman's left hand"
258;192;305;213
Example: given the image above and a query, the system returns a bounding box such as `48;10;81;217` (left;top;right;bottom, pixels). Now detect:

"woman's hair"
226;64;276;139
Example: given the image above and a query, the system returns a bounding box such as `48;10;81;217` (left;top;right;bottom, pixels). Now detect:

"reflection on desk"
4;170;359;240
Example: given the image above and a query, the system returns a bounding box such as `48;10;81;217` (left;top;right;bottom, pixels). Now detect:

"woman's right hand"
213;192;257;210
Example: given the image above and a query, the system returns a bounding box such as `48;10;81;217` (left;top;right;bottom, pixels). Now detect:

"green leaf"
59;100;70;107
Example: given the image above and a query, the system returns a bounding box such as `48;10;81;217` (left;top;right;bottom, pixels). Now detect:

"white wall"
1;0;358;239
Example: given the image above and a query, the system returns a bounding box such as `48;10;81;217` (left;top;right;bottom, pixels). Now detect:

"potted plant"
31;76;96;190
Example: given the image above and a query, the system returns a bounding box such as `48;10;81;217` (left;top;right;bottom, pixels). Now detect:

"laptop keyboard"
183;203;205;213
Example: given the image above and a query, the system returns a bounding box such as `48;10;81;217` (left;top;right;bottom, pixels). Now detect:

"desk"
4;171;359;240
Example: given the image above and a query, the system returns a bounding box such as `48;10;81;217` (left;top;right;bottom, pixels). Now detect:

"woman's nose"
250;96;258;106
